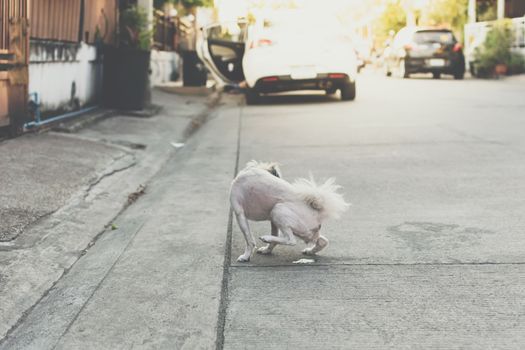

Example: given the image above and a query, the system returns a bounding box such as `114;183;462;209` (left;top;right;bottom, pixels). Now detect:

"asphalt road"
226;72;525;349
2;72;525;349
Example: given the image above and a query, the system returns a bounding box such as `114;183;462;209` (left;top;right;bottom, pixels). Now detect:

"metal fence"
154;10;177;51
30;0;81;42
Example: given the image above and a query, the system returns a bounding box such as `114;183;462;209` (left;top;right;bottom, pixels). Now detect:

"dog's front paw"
237;254;250;263
257;246;272;255
302;248;316;256
259;235;273;243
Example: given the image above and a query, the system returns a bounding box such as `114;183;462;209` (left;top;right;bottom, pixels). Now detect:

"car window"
413;31;455;44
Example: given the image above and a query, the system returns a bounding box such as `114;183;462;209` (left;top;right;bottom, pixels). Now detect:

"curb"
52;109;117;133
183;90;222;139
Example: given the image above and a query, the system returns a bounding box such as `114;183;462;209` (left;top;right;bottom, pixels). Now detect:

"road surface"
2;72;525;349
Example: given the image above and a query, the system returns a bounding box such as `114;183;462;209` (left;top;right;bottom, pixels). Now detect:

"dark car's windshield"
413;31;455;44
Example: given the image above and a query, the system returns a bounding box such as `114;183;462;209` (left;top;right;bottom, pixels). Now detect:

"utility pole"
468;0;476;23
497;0;505;19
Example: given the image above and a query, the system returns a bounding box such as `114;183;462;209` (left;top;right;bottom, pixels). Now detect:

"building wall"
27;0;117;115
507;0;525;18
150;49;180;86
83;0;118;44
29;41;102;114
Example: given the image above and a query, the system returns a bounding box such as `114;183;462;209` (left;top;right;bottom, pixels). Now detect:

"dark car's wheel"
245;89;259;105
453;70;465;80
340;81;356;101
469;62;477;77
432;72;441;79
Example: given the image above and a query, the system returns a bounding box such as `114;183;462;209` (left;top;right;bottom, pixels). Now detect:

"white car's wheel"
340;81;356;101
396;59;409;79
245;89;259;105
384;62;392;77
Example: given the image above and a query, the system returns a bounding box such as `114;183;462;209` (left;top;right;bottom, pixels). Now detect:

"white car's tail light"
262;76;279;83
328;73;347;79
249;39;273;49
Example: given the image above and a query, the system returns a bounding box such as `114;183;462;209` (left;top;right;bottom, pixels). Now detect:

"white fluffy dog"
230;161;349;262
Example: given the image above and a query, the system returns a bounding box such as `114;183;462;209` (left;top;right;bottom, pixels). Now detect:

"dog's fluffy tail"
293;176;350;219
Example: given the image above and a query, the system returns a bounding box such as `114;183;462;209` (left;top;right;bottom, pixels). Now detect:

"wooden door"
0;0;29;132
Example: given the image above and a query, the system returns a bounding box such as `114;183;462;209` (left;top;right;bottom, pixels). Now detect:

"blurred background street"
1;0;525;348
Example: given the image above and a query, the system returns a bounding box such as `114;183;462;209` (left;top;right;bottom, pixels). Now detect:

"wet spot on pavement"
388;222;495;252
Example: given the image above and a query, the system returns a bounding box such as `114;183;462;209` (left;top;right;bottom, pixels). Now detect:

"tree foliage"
374;0;469;46
422;0;468;40
477;0;497;21
374;0;406;46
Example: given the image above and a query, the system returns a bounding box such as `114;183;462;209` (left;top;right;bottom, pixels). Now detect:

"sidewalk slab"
0;90;217;341
0;133;126;242
224;264;525;350
0;96;242;349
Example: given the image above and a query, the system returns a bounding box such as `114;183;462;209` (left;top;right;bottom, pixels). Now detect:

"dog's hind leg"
234;211;256;262
257;222;278;255
303;235;329;256
260;205;297;246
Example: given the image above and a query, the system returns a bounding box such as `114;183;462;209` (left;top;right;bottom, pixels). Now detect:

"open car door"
198;21;247;86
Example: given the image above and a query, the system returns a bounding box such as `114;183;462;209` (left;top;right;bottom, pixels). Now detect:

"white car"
198;13;358;104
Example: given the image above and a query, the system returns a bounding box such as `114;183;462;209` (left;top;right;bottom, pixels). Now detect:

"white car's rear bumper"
243;49;357;89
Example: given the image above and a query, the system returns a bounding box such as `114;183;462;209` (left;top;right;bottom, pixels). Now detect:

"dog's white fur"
230;160;349;262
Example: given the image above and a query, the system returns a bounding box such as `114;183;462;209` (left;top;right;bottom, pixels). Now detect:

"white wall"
150;50;180;86
29;41;102;113
30;41;181;112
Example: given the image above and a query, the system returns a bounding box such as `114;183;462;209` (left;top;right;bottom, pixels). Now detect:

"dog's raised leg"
259;226;296;246
235;211;256;262
257;222;278;255
303;235;329;256
260;204;297;246
259;219;296;246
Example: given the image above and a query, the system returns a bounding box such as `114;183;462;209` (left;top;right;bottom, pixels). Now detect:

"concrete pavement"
0;88;219;343
2;72;525;349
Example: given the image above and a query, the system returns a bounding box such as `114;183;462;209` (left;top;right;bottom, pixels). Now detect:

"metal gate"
0;0;29;133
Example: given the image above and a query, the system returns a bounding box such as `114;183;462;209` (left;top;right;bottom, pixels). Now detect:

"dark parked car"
384;27;465;79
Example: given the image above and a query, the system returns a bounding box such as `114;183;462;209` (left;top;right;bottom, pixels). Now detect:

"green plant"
473;19;524;76
178;0;213;8
120;6;153;50
508;52;525;75
154;0;212;9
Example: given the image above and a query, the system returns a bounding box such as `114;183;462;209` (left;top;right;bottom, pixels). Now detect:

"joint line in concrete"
215;105;243;350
